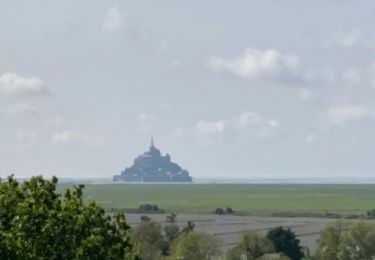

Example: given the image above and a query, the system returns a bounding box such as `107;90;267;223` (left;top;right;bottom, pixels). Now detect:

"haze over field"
1;0;375;179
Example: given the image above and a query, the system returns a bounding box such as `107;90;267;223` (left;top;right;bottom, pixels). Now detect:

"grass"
56;184;375;216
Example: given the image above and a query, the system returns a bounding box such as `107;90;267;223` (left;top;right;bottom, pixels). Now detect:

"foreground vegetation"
2;176;375;259
129;213;375;259
0;176;139;259
57;183;375;216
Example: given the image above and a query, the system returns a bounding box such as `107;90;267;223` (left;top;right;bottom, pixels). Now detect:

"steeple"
150;136;155;149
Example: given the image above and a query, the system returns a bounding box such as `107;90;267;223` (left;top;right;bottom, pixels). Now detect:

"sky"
1;0;375;179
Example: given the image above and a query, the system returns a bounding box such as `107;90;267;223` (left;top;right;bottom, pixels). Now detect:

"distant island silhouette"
113;138;192;182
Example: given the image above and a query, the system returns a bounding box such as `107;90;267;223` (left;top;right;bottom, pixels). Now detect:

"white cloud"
136;113;157;125
209;48;300;82
325;105;369;125
320;30;362;49
51;130;80;144
4;102;37;116
104;5;123;31
136;113;157;133
238;112;261;126
196;120;225;135
51;130;105;146
172;111;280;145
195;112;279;139
335;30;361;48
0;73;48;95
238;112;279;128
268;119;280;127
237;111;281;141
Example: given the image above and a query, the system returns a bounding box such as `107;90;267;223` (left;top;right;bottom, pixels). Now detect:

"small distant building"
113;138;192;182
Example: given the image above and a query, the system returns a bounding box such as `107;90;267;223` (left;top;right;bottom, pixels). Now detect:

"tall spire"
150;135;155;149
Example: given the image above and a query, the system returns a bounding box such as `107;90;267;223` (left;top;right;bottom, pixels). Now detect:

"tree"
161;213;180;256
138;203;160;212
316;221;345;260
0;175;138;260
130;219;163;260
182;220;196;233
367;209;375;219
166;212;177;223
338;222;375;260
131;214;182;259
160;224;180;256
225;207;234;214
215;208;225;215
267;226;303;260
227;230;275;260
169;231;222;260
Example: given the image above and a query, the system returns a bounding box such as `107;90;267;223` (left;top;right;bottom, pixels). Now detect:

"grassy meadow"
57;184;375;216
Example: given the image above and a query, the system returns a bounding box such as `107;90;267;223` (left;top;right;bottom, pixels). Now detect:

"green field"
57;184;375;216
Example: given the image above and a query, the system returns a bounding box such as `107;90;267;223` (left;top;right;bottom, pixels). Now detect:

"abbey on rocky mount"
113;138;192;182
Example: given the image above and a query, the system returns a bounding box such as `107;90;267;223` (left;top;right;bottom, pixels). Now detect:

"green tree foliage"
0;175;138;260
169;231;222;260
316;221;345;260
138;203;160;212
227;230;275;260
215;208;225;215
267;226;304;260
161;213;180;256
367;209;375;219
337;222;375;260
214;207;234;215
130;214;182;259
316;221;375;260
160;224;180;256
130;218;163;260
225;207;234;214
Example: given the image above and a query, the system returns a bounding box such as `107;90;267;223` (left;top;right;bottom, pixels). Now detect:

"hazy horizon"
1;0;375;179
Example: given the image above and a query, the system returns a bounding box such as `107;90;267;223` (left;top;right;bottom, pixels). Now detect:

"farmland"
55;183;375;253
57;183;375;216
